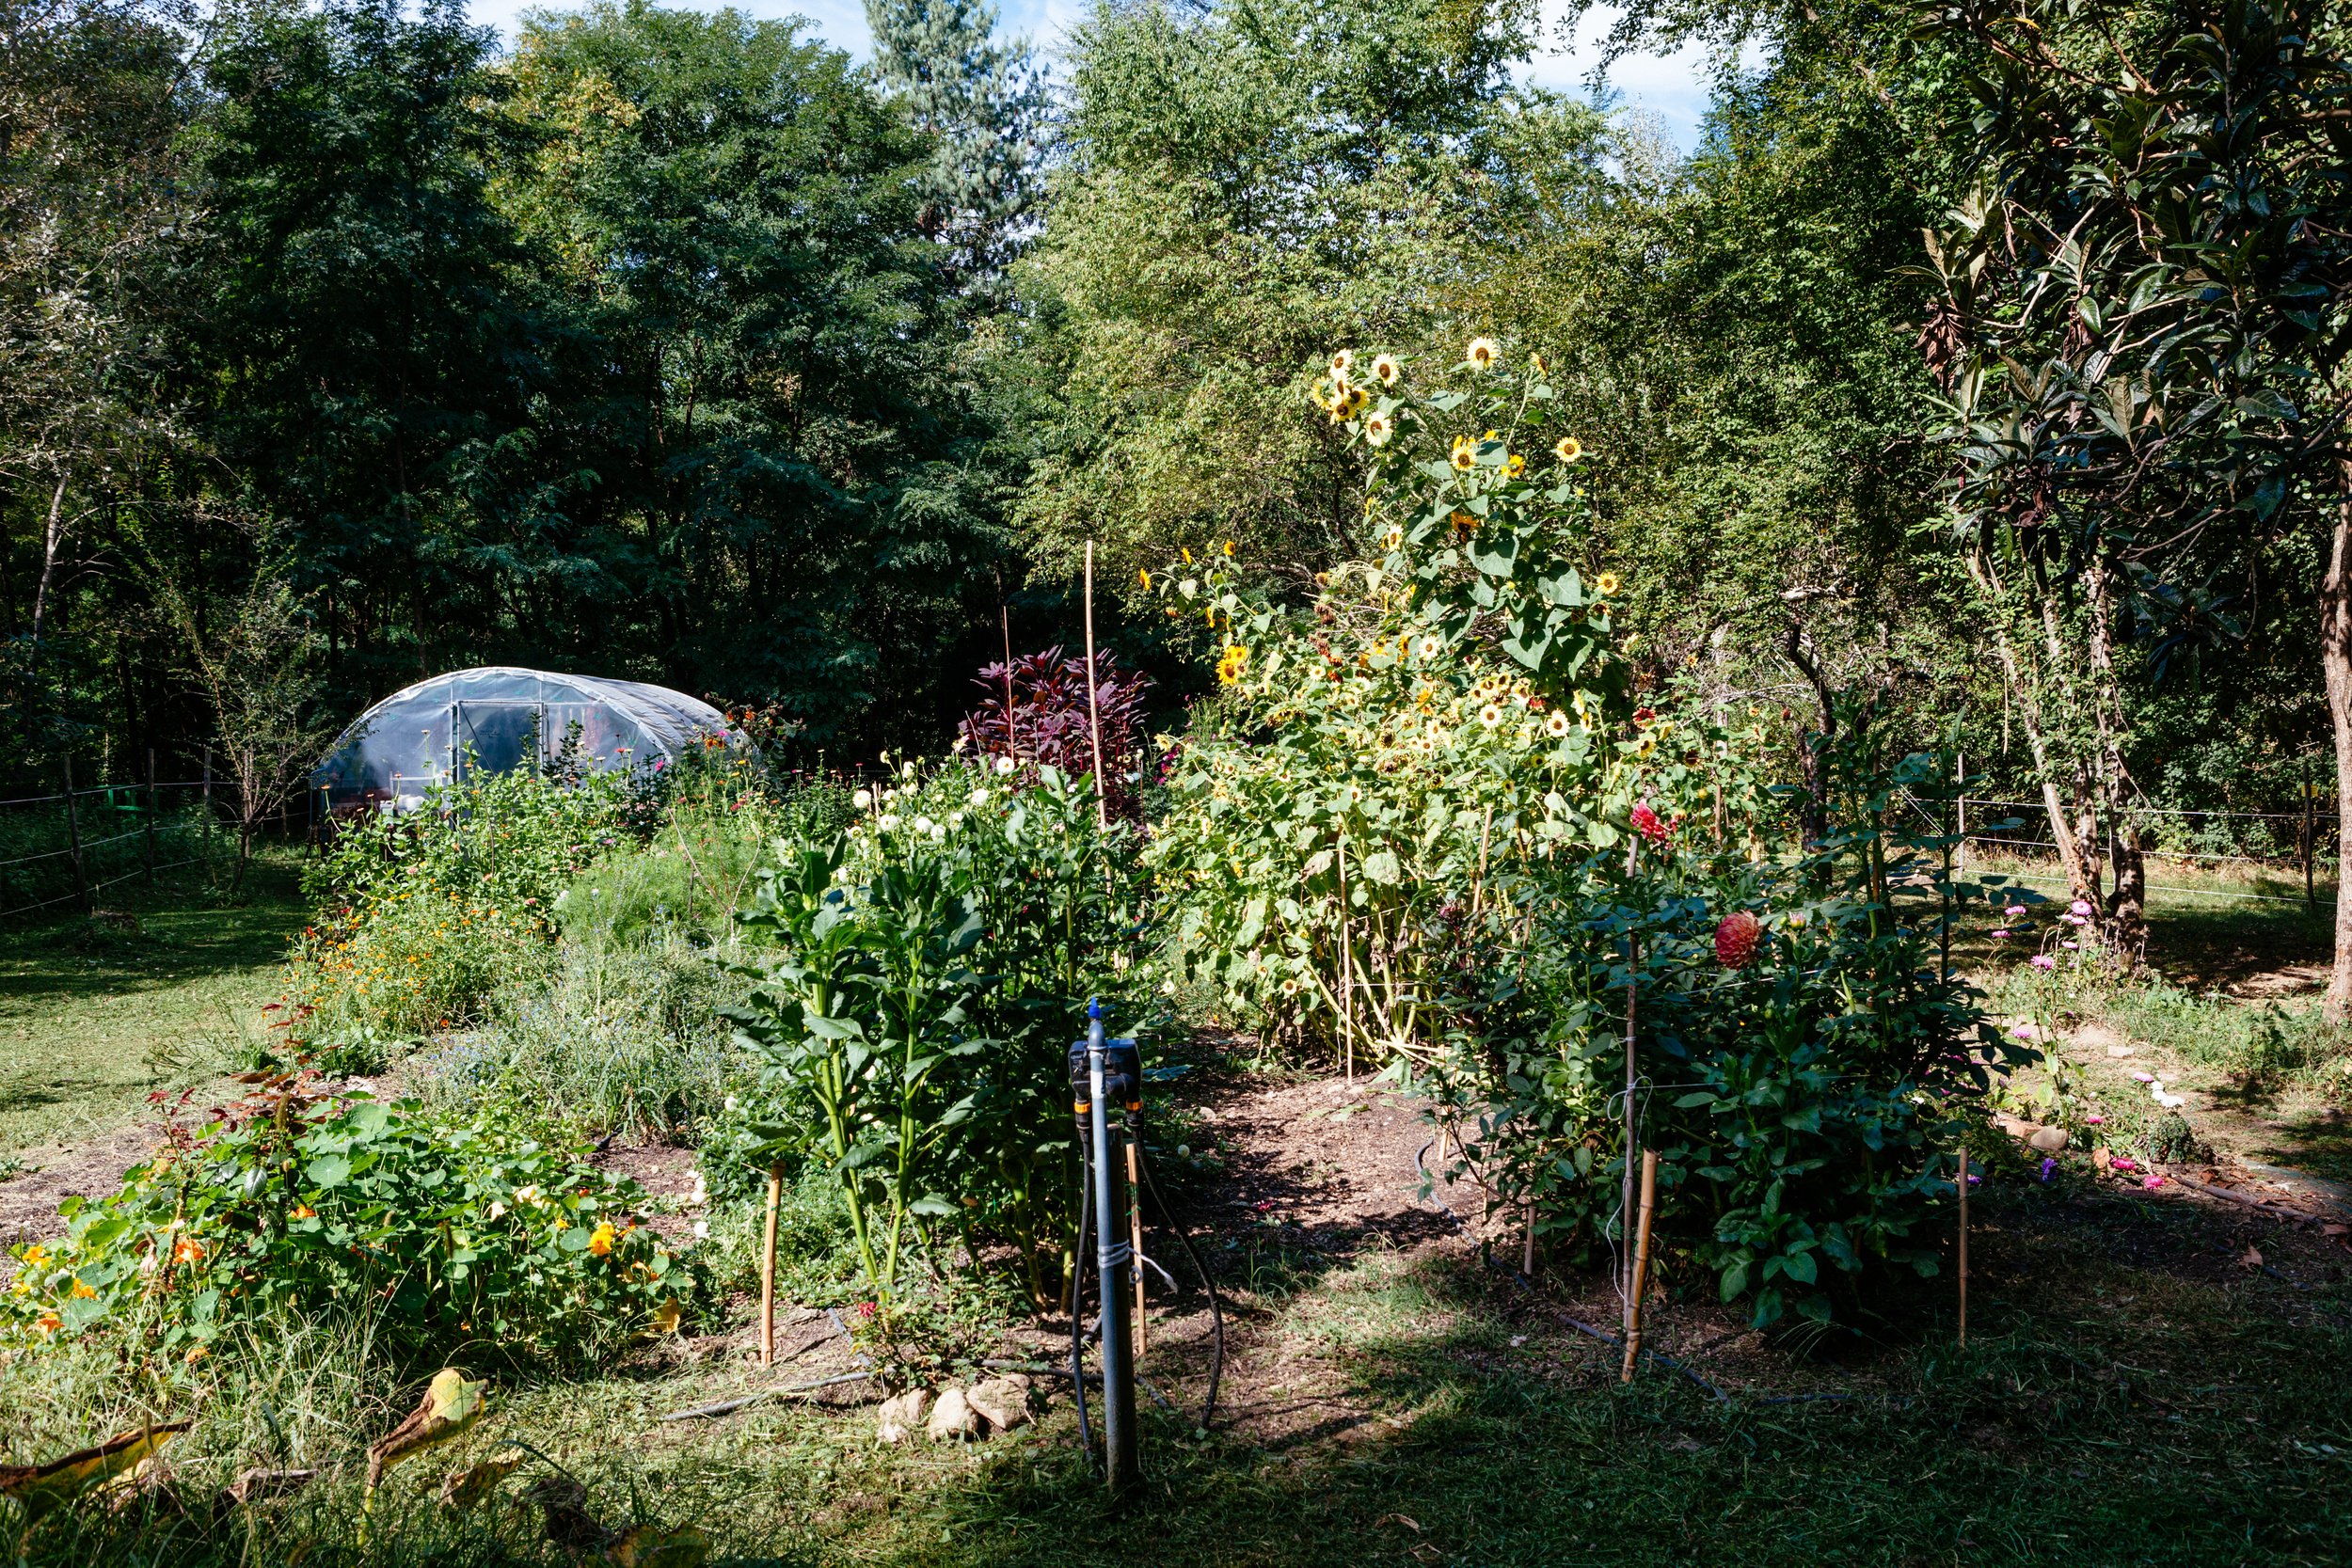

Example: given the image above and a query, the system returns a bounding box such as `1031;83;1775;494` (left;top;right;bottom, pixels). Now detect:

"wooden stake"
1083;541;1107;831
1620;1149;1660;1383
145;749;158;884
1127;1136;1146;1359
62;757;87;914
1522;1201;1536;1276
1337;838;1356;1083
760;1163;783;1367
1621;931;1639;1337
1956;1146;1970;1348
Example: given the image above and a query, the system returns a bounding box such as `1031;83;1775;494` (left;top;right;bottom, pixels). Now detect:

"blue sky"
465;0;1719;150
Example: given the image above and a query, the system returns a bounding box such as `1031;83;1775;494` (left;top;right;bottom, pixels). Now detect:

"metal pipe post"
1088;1006;1137;1495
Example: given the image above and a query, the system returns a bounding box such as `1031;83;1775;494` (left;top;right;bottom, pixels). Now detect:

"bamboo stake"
1127;1137;1146;1359
1620;1149;1660;1383
1956;1147;1970;1348
1083;542;1107;831
760;1163;784;1366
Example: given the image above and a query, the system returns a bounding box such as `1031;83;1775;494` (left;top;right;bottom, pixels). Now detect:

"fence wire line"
1954;832;2332;870
0;818;200;871
1;855;211;917
1955;795;2331;825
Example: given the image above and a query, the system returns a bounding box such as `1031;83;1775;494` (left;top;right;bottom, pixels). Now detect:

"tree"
1917;0;2352;985
149;530;336;887
1013;0;1597;594
864;0;1047;288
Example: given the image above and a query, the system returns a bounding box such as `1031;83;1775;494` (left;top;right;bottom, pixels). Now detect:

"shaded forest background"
4;0;2342;873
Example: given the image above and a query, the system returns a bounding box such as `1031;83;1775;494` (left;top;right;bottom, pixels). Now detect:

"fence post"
145;748;158;885
200;745;214;883
63;757;88;915
2304;763;2316;911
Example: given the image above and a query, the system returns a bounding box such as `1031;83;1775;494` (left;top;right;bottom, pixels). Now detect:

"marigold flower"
1554;436;1585;464
1371;353;1400;386
1467;337;1500;370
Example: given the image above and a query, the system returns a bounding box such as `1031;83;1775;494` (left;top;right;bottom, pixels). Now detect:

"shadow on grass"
0;857;307;1009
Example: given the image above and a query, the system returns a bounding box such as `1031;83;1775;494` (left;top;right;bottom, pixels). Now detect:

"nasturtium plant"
3;1077;683;1365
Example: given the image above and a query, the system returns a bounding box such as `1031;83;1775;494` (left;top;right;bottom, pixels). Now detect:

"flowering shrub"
277;767;640;1050
728;758;1148;1306
3;1079;682;1365
1150;342;2012;1325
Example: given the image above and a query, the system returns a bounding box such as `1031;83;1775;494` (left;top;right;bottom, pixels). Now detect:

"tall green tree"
864;0;1046;287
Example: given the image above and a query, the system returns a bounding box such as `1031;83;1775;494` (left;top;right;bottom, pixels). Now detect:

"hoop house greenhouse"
311;666;733;812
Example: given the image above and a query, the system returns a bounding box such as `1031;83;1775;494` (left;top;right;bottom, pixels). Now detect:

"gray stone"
966;1374;1033;1433
2026;1127;2069;1152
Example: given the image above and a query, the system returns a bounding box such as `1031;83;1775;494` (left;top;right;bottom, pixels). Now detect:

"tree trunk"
2085;553;2145;958
1966;550;2100;902
1784;626;1836;851
2323;460;2352;1023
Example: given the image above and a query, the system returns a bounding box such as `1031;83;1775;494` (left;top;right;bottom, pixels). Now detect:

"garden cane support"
760;1163;783;1367
1621;1149;1659;1384
1621;932;1639;1337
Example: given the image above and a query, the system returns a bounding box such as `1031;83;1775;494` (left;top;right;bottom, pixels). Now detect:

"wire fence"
0;762;312;923
1900;791;2341;909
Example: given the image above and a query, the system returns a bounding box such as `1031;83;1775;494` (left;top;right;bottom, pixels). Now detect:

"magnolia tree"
1151;342;2021;1326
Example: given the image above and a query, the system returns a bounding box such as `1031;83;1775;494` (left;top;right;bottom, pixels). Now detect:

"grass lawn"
0;853;306;1159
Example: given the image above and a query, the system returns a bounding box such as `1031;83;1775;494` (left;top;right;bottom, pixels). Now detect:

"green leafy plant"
3;1078;685;1365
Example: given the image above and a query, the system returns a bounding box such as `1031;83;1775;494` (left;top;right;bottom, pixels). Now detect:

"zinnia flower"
1554;436;1585;464
994;754;1015;774
1466;337;1500;370
1371;353;1400;386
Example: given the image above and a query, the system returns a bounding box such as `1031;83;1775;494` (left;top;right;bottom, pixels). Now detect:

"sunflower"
1216;645;1251;685
1554;436;1585;464
1596;572;1620;595
1312;379;1342;413
1505;452;1526;478
1371;353;1401;386
1478;703;1504;729
1381;525;1405;551
1330;349;1355;378
1467;337;1500;371
1450;435;1476;471
1364;411;1394;447
1341;384;1371;417
1545;710;1573;738
1416;633;1442;659
1529;352;1548;374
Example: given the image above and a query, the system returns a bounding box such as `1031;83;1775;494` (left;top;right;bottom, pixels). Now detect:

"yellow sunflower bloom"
1329;349;1355;378
1467;337;1500;371
1371;353;1401;386
1364;412;1394;447
1554;436;1585;464
1450;436;1475;471
1596;572;1620;595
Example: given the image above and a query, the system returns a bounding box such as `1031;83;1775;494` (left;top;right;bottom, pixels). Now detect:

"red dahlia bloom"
1715;910;1762;969
1630;802;1670;844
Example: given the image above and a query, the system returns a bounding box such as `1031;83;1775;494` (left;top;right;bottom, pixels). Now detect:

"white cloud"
466;0;1715;148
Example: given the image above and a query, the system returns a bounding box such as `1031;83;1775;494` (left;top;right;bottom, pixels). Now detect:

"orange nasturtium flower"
588;1221;618;1258
171;1237;206;1267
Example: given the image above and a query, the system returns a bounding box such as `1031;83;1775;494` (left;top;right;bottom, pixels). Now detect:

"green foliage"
3;1085;684;1366
729;758;1146;1305
417;932;747;1141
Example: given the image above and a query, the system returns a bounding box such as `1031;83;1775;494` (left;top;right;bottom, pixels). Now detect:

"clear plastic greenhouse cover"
311;666;735;811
